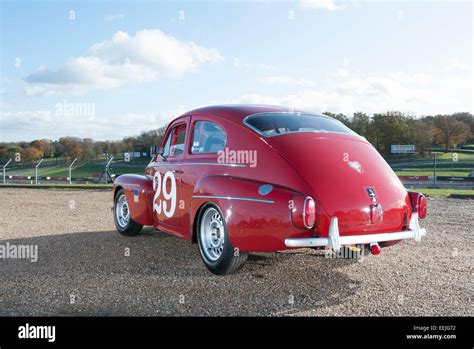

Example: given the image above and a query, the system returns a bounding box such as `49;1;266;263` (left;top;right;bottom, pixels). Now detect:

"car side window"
191;121;226;154
162;124;187;158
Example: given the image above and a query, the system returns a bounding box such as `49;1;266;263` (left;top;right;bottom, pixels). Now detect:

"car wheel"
113;189;143;236
197;205;248;275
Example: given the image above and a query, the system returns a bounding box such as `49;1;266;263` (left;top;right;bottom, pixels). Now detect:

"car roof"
177;104;313;124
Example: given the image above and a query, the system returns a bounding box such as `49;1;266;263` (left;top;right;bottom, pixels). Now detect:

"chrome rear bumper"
285;213;426;252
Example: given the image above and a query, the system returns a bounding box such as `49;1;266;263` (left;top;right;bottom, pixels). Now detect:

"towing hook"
370;242;381;255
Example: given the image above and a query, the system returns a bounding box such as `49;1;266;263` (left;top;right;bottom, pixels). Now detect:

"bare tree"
433;115;471;151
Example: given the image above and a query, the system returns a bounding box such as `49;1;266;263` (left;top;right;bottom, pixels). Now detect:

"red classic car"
113;105;427;275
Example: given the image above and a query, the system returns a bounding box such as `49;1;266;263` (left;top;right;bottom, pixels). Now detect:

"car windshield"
245;113;357;137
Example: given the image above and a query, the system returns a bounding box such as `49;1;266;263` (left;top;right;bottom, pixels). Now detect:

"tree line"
0;112;472;163
0;126;167;164
323;111;472;156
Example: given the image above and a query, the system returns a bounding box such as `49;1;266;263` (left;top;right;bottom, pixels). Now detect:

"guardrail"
398;175;474;182
398;175;430;181
400;175;474;190
4;175;96;183
3;174;118;184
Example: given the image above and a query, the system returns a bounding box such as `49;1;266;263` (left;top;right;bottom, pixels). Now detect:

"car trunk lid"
268;133;410;236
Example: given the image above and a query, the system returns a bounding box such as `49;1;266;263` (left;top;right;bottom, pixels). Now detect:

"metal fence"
1;156;130;184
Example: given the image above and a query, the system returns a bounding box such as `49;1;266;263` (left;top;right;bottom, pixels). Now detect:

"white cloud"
0;110;54;124
258;63;277;71
445;58;471;72
397;10;404;22
300;0;345;11
3;68;471;142
234;70;473;116
331;67;349;78
1;110;55;141
329;57;350;78
235;91;354;115
0;109;178;142
233;61;277;72
259;76;316;87
104;13;124;22
338;76;394;96
24;29;223;96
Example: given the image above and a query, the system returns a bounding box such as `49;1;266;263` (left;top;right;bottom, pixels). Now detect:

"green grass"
430;148;474;154
388;152;474;163
395;170;472;177
414;188;474;197
7;162;146;177
391;152;474;177
433;152;474;160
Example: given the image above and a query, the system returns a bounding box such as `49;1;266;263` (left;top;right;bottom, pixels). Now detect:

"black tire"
197;204;248;275
113;189;143;236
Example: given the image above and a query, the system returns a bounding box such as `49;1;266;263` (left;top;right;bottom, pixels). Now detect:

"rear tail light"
291;195;316;229
303;197;316;228
370;243;381;255
408;192;427;219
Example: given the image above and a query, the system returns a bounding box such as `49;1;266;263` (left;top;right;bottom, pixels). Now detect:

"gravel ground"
0;188;472;316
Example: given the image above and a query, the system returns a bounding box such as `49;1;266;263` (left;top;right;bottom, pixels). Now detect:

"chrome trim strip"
123;183;141;187
153;162;246;167
192;195;274;204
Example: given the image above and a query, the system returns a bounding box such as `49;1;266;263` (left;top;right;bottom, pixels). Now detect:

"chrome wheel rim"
115;194;130;228
200;208;225;261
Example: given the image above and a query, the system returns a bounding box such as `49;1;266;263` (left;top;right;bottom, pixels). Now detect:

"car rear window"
244;113;356;137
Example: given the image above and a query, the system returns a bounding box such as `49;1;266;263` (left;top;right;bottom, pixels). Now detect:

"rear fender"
113;174;154;226
191;175;313;252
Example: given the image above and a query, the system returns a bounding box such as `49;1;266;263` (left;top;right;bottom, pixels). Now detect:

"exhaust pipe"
370;242;381;255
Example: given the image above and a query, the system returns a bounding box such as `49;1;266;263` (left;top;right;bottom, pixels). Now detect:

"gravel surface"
0;188;472;316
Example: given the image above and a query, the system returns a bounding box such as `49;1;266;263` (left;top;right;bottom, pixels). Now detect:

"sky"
0;0;472;142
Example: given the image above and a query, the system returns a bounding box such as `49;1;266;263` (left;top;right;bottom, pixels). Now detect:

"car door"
152;117;189;236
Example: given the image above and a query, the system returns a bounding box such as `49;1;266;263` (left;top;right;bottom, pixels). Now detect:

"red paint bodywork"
113;105;420;252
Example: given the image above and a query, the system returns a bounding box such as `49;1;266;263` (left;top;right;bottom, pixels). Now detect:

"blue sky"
0;0;472;142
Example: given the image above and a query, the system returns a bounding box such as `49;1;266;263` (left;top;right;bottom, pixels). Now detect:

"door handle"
172;169;184;174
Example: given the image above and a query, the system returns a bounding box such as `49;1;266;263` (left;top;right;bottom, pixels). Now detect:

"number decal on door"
153;171;177;218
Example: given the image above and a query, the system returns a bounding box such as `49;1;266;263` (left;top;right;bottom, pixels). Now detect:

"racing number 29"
153;171;176;218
